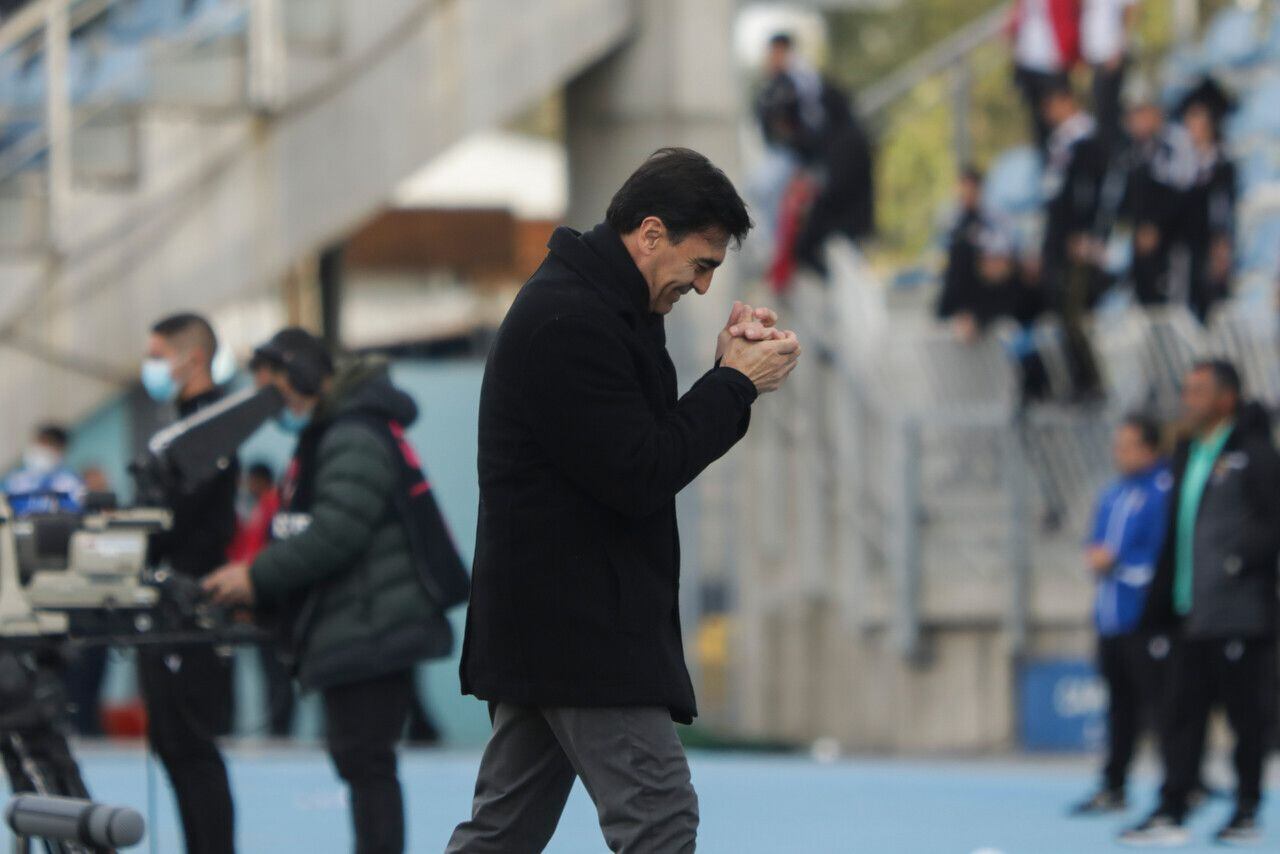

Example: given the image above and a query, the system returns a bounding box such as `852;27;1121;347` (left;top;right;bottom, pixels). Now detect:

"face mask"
22;445;59;474
276;408;312;434
141;358;178;403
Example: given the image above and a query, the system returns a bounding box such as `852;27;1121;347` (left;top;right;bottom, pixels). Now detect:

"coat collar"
548;222;652;321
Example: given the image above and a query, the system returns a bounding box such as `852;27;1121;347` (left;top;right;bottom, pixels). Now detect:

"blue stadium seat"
982;146;1042;217
1237;209;1280;274
107;0;188;45
1225;74;1280;141
1199;6;1266;70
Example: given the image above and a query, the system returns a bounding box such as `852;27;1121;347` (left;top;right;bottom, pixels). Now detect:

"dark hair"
768;32;793;49
959;163;984;184
1191;358;1242;398
247;462;274;482
152;312;218;369
1119;413;1161;450
605;148;752;246
35;423;70;450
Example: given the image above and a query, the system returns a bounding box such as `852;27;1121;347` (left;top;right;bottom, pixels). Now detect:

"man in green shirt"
1121;361;1280;848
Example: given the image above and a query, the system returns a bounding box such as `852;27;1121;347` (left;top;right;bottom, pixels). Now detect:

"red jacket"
227;487;280;563
1008;0;1082;70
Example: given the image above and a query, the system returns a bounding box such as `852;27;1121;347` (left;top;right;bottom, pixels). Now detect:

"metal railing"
0;0;286;250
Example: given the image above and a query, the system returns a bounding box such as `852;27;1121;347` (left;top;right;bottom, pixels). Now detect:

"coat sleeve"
522;314;757;519
1239;438;1280;572
250;424;396;603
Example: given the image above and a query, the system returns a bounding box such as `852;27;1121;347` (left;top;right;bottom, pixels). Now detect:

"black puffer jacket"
250;360;451;690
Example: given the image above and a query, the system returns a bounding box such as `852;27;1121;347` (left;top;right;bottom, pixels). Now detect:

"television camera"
0;385;284;647
0;385;284;853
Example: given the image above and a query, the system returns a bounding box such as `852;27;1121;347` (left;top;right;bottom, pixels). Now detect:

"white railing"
0;0;284;249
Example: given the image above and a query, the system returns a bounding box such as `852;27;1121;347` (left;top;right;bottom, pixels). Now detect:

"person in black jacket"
138;313;238;854
1039;80;1109;399
204;329;458;854
447;148;801;854
792;81;875;274
1116;88;1196;306
1174;83;1237;323
1120;361;1280;848
937;166;990;332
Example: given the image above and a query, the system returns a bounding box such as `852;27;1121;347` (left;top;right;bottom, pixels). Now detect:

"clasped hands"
715;301;801;394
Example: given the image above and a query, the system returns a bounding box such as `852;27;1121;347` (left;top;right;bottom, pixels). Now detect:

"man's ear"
638;216;667;253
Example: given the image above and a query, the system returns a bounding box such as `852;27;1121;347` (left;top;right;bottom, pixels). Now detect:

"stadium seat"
983;145;1042;216
1199;6;1266;71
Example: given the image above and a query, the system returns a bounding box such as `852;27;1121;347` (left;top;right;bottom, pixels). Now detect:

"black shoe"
1118;811;1190;847
1215;809;1261;846
1070;788;1127;815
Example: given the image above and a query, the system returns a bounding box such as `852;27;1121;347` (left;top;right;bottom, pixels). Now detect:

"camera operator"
139;313;238;854
203;328;454;854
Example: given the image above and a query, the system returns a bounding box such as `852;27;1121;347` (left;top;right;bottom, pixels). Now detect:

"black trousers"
1014;66;1068;152
139;646;235;854
1099;633;1169;792
1091;59;1127;157
65;645;108;736
255;642;296;738
1132;235;1171;306
323;669;414;854
1048;259;1105;397
1160;637;1277;817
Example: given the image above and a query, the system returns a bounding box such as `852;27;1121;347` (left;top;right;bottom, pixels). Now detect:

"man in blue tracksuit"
1072;414;1174;814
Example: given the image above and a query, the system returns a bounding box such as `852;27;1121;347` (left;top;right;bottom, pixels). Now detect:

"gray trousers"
446;703;698;853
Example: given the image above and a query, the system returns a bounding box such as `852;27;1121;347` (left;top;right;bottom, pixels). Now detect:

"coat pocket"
604;541;672;635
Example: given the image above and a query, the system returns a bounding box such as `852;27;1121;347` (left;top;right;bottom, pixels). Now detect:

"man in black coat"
138;313;238;854
1120;361;1280;848
448;148;801;854
1039;79;1109;399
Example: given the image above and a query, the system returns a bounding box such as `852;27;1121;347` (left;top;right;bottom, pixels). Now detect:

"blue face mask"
141;358;178;403
276;408;312;434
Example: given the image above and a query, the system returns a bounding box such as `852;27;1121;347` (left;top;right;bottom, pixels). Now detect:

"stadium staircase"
0;0;632;454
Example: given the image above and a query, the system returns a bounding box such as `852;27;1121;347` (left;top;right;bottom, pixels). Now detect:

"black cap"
250;327;335;376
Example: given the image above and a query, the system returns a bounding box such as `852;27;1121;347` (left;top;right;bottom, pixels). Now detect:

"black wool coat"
459;222;758;723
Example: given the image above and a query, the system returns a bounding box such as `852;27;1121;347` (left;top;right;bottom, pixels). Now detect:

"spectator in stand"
3;425;108;738
755;32;824;154
1174;79;1237;323
1116;79;1197;306
1082;0;1139;156
1040;79;1108;400
937;165;987;329
227;462;295;739
1121;361;1280;847
1009;0;1082;152
3;423;84;513
1071;414;1173;815
938;203;1048;401
792;81;875;275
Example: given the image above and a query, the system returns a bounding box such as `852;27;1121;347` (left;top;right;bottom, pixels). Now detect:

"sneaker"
1118;811;1190;847
1070;788;1127;815
1214;810;1261;846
